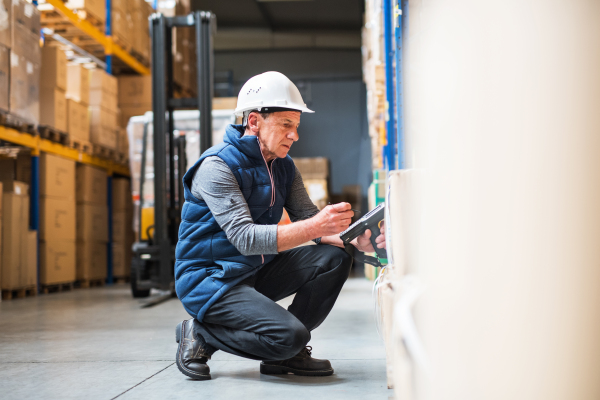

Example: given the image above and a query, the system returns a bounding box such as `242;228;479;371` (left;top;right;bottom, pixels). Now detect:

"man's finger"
331;202;351;212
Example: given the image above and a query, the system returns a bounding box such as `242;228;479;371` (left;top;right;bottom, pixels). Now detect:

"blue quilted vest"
175;124;295;321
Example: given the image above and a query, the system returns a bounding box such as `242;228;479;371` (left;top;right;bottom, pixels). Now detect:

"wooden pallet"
0;111;37;134
42;282;75;294
67;137;92;154
113;151;128;164
1;286;37;300
113;35;133;54
77;278;105;289
38;125;69;145
113;276;130;284
91;143;116;159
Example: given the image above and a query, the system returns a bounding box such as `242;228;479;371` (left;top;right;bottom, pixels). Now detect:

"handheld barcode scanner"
340;203;388;268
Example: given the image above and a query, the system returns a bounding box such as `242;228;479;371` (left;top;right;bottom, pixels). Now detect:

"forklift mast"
131;11;215;298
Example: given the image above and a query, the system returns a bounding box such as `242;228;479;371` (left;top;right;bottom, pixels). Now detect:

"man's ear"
247;112;261;134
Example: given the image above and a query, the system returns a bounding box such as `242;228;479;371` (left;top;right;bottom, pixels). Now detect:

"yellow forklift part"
140;207;155;241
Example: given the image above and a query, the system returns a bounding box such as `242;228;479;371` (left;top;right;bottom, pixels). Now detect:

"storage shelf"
0;126;130;176
40;0;150;75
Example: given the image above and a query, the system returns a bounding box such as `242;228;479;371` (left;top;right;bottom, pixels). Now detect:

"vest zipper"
258;137;276;214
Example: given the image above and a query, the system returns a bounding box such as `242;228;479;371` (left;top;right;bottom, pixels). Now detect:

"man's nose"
288;128;299;142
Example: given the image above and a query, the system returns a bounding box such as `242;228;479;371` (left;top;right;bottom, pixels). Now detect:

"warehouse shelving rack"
0;0;153;294
382;0;406;170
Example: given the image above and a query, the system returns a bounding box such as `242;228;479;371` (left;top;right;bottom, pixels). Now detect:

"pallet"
1;286;37;300
38;125;69;145
42;282;75;294
0;111;37;134
67;137;92;154
91;143;116;159
113;151;128;164
113;35;133;54
113;276;130;284
77;278;105;289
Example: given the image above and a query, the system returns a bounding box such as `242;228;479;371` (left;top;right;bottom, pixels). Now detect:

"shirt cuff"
313;237;322;245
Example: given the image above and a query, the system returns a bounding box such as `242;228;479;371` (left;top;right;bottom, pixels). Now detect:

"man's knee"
323;246;353;277
276;321;310;359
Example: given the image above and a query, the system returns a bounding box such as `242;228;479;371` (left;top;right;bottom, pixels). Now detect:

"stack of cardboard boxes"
112;178;133;279
117;75;151;129
89;69;118;150
40;46;67;132
76;165;108;282
112;0;133;51
293;157;330;210
65;0;105;26
39;154;76;286
0;175;37;293
131;0;153;63
66;63;90;144
7;0;41;124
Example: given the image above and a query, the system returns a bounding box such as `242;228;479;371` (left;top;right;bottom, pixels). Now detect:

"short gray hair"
242;109;270;128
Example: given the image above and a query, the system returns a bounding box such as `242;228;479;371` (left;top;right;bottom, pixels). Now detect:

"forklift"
130;11;215;298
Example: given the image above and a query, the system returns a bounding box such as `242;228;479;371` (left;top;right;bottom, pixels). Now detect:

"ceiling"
191;0;364;50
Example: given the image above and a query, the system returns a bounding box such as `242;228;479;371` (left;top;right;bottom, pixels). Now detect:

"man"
174;71;386;380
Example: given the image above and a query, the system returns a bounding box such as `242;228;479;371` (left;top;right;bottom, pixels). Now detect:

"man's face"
253;111;301;161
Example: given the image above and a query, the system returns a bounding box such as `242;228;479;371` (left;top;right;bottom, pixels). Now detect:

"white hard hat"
234;71;314;117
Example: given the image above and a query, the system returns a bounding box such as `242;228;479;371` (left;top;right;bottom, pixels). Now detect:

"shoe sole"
260;362;334;377
175;321;211;381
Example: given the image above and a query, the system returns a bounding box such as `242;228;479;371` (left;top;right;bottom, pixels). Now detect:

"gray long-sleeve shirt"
191;156;320;256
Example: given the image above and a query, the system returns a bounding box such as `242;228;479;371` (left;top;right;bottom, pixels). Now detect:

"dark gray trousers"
193;244;353;361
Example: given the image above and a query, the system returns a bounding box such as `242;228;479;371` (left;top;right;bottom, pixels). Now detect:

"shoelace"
301;346;313;357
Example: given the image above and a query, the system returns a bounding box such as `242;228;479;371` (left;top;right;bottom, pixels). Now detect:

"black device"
340;203;387;267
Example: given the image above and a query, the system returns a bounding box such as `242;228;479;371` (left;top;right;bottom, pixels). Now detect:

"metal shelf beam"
43;0;150;75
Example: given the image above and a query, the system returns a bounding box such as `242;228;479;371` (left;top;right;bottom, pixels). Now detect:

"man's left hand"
353;221;386;253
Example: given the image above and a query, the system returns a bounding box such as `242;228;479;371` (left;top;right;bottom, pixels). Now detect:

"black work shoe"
175;319;212;380
260;346;334;376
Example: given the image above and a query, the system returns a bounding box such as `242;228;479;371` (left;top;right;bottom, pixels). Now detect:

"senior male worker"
174;71;386;380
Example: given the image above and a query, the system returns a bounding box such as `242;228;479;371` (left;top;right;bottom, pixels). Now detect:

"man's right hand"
311;202;354;237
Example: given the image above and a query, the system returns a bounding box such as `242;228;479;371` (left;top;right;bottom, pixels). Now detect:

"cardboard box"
65;0;105;24
303;178;329;210
117;128;129;155
67;99;89;141
41;46;67;90
40;154;75;200
89;68;117;96
66;63;89;104
0;44;9;112
76;203;108;242
10;25;40;124
0;0;11;48
112;241;131;278
76;240;106;281
0;158;15;181
293;157;329;179
90;125;118;150
89;89;117;113
13;0;40;35
22;230;37;287
40;197;76;241
89;106;117;128
1;186;29;289
112;211;127;242
40;239;76;285
213;97;237;110
40;87;67;131
118;75;151;106
112;9;132;49
119;105;151;128
1;180;28;194
15;153;31;184
76;164;106;205
112;178;131;211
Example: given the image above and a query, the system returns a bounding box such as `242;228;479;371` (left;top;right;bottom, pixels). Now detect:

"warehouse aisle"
0;277;390;400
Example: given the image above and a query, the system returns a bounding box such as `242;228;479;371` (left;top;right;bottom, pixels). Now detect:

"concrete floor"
0;278;391;400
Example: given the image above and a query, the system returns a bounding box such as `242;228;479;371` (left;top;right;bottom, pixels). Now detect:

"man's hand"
352;221;386;253
311;202;354;237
